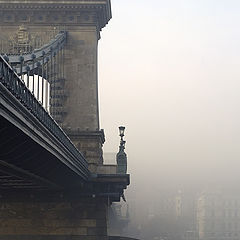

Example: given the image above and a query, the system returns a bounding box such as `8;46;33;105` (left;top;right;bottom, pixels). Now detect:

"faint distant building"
148;190;183;219
139;190;192;240
197;190;240;240
184;231;198;240
175;190;183;218
108;203;130;236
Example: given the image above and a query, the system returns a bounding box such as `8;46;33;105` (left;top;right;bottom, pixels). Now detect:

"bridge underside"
0;115;82;190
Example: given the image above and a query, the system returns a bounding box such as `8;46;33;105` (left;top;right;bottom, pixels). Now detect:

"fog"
99;0;240;239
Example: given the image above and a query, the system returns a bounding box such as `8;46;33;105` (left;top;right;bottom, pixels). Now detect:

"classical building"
197;190;240;240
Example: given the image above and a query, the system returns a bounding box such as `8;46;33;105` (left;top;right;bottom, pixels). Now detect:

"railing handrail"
4;31;67;75
0;55;90;180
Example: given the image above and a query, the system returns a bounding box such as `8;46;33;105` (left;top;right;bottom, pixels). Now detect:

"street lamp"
116;126;127;174
119;126;125;139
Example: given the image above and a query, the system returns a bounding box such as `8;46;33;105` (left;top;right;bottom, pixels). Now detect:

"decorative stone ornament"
0;0;112;31
116;146;127;174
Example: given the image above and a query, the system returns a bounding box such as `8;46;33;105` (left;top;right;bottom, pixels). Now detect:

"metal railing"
2;31;67;122
0;55;90;180
5;31;67;75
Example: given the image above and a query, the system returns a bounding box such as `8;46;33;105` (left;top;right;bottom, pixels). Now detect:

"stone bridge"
0;0;133;239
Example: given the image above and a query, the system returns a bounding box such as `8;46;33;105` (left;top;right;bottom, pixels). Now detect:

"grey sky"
98;0;240;193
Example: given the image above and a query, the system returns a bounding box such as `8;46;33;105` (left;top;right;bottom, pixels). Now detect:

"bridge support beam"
0;195;108;240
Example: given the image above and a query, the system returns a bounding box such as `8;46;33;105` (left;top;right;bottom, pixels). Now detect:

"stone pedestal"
65;129;105;173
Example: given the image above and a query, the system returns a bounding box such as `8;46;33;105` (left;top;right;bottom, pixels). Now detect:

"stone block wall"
66;130;105;173
0;196;108;240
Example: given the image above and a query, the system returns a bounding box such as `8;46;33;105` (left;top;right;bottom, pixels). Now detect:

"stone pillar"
63;26;99;131
62;23;106;172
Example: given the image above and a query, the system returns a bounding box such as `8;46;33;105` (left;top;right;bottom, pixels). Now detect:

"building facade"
197;190;240;240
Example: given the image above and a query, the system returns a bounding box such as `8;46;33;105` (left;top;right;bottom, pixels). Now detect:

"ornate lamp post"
116;126;127;174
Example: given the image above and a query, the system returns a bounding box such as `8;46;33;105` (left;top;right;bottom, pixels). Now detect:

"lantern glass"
119;126;125;137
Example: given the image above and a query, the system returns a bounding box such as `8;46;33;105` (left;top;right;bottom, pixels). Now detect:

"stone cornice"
0;0;111;29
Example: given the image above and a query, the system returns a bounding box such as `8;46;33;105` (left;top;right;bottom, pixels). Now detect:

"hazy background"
98;0;240;196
